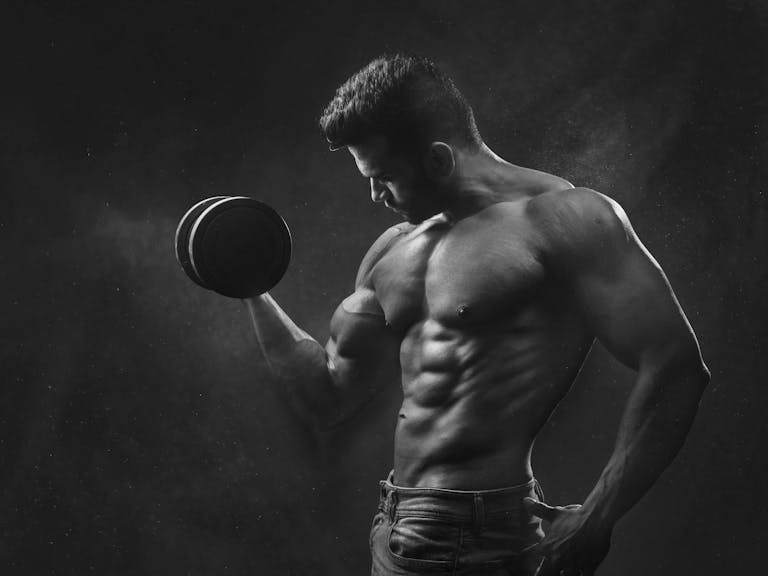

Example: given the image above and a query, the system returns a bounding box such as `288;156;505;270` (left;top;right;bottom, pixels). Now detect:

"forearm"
244;294;336;423
244;293;322;376
582;350;710;530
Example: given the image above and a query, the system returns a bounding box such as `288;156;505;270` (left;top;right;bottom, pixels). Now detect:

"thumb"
522;497;559;522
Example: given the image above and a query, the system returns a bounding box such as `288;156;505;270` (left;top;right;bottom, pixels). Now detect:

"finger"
522;497;560;522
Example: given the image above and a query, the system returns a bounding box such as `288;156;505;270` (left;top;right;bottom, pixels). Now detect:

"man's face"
347;135;440;224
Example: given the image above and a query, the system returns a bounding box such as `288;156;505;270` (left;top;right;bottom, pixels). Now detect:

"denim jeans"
370;471;545;576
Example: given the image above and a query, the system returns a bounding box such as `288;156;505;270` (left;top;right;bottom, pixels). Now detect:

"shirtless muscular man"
244;55;710;576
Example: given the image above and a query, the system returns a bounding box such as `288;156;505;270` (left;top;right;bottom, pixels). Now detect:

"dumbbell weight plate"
188;196;292;298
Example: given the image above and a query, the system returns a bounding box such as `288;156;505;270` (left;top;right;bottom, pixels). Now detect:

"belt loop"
473;493;485;531
388;490;398;522
378;481;386;512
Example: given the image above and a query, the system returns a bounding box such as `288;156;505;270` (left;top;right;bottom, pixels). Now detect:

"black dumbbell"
175;196;292;298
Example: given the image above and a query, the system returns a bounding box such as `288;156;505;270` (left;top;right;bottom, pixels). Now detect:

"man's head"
320;54;481;154
319;55;482;223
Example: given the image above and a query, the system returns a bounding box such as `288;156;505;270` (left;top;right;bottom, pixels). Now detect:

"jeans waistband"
378;470;543;526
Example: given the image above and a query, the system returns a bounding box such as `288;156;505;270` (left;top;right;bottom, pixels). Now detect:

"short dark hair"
319;54;481;154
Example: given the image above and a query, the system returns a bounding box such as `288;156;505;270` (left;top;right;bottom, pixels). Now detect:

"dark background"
2;1;765;574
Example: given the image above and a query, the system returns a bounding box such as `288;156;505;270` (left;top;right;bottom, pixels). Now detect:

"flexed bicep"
319;223;405;427
323;288;401;425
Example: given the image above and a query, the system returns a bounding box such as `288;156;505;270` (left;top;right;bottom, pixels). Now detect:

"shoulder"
355;224;410;287
526;187;630;231
526;187;634;267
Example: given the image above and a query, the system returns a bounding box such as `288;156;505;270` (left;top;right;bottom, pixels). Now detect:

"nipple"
456;305;469;318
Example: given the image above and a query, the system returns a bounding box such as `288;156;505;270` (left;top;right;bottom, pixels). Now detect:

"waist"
379;470;542;525
393;441;535;490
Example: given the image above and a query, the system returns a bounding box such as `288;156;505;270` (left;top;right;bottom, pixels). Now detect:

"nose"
370;178;387;203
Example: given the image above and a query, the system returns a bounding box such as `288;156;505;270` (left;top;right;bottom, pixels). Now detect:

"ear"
423;142;455;180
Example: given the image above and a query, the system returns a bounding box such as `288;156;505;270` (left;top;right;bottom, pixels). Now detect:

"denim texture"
370;471;546;576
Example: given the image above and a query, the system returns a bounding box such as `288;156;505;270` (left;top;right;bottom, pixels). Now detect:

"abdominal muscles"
393;318;590;488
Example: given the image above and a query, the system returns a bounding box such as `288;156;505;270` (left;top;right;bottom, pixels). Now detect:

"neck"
439;143;524;219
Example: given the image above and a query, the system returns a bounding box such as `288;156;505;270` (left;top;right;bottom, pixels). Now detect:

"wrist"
580;471;623;533
244;292;272;307
578;502;616;539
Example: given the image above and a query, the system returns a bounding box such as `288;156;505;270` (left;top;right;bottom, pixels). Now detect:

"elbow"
681;359;711;400
645;338;711;392
666;345;711;394
677;341;710;392
696;359;711;389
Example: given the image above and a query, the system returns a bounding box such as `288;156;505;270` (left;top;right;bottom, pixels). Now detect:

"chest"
371;212;546;331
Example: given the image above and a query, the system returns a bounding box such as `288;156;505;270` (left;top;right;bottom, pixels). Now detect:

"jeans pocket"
369;511;385;549
386;515;460;571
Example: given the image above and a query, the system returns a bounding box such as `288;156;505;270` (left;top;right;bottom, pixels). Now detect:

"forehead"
347;135;397;177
